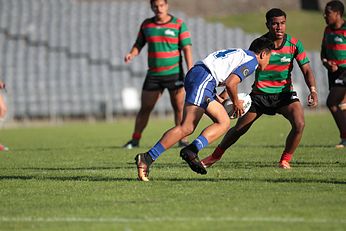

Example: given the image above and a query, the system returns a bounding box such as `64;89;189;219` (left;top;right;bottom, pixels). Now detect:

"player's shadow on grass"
12;144;336;152
236;144;337;148
111;145;190;149
16;160;344;172
0;175;137;182
0;175;345;185
211;161;345;169
14;145;119;152
19;166;132;171
146;161;345;169
164;177;346;185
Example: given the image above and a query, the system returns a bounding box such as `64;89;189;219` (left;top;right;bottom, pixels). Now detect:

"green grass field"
208;10;327;51
0;111;345;231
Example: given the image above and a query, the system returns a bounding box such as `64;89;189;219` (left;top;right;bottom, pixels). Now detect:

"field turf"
0;111;345;231
207;10;326;51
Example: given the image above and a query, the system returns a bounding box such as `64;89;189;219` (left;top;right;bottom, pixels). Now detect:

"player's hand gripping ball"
223;93;252;119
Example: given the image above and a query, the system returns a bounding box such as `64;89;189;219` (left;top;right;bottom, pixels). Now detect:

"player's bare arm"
225;74;244;118
182;45;193;71
124;46;140;64
300;63;319;107
321;40;338;72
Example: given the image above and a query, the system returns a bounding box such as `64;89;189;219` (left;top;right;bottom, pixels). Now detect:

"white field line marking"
0;216;345;224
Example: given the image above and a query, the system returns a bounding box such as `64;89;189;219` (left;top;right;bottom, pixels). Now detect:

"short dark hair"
265;8;286;23
249;37;275;54
150;0;167;5
326;0;344;16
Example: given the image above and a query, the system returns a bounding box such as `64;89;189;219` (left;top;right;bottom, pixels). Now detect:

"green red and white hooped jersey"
252;33;310;94
321;23;346;68
134;15;192;76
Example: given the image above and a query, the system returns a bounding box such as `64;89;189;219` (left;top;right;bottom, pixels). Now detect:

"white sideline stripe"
0;216;345;224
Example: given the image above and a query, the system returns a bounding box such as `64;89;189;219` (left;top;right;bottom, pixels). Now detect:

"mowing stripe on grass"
1;216;345;224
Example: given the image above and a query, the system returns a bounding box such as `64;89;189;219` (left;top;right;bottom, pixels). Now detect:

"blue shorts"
184;64;217;109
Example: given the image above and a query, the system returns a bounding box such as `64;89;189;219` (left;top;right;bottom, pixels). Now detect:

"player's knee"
0;107;6;118
326;102;339;113
222;118;231;131
180;125;195;136
138;105;155;114
326;98;339;112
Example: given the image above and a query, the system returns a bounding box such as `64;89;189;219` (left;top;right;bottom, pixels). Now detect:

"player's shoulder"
141;17;155;27
342;23;346;30
285;34;302;47
170;15;185;25
324;25;332;33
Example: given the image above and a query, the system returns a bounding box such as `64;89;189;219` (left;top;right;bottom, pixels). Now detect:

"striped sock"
148;142;166;160
191;135;209;152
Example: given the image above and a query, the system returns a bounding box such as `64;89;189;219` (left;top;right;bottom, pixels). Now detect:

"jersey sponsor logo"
334;36;343;43
174;80;184;87
280;56;291;63
164;29;175;36
291;94;298;100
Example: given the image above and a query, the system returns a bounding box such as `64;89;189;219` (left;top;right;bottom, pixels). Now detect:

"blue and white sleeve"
232;58;258;81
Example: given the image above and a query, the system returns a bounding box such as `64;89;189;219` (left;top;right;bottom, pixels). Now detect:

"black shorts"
142;73;184;91
328;67;346;90
248;92;300;115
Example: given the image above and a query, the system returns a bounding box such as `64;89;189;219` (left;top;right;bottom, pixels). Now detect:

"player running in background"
201;8;318;170
321;0;346;148
0;80;8;151
123;0;193;149
135;37;274;181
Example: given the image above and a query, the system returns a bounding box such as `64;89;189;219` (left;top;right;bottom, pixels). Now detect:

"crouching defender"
201;8;319;170
134;37;274;181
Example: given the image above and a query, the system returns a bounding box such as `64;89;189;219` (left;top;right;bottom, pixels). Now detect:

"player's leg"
0;94;7;118
135;103;205;181
134;64;215;180
278;101;305;168
168;87;189;146
326;86;346;148
180;100;230;174
201;111;260;168
124;89;162;149
0;94;8;151
160;103;205;149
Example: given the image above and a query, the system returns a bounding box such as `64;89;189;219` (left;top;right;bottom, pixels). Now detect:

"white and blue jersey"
185;48;258;109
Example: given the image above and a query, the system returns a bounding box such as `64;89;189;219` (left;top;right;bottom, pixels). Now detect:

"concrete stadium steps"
0;0;328;120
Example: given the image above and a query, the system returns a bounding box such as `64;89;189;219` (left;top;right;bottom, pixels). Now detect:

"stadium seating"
0;0;328;120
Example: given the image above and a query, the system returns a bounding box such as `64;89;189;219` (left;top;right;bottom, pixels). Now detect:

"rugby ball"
223;93;252;119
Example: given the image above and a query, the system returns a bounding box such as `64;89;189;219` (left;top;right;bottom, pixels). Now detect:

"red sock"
280;152;293;162
212;146;225;159
132;132;141;140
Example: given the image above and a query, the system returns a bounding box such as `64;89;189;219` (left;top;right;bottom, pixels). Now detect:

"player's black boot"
123;139;139;149
180;145;207;175
178;140;189;147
